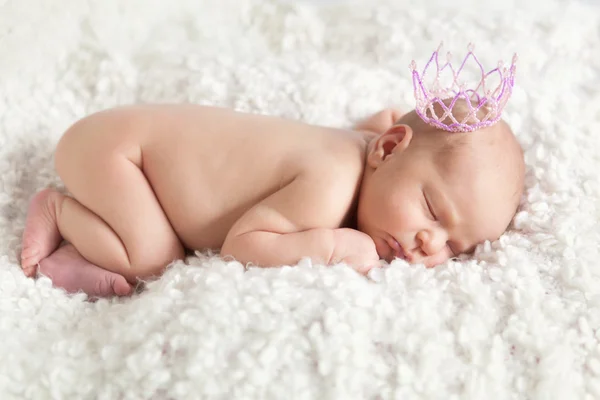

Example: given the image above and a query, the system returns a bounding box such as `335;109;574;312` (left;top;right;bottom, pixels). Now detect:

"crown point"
411;44;516;133
410;60;417;71
446;51;452;62
437;41;444;52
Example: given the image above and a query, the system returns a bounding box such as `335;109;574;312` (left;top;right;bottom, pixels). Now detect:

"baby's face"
357;124;522;267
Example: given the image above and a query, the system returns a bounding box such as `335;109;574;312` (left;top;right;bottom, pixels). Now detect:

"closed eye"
423;192;436;220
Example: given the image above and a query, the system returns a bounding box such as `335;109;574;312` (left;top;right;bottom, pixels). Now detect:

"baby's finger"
22;264;38;278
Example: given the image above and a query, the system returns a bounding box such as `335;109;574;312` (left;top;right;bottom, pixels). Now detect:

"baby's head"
357;100;525;267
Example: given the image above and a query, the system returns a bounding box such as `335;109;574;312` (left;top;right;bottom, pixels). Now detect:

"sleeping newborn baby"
20;48;525;297
19;101;524;297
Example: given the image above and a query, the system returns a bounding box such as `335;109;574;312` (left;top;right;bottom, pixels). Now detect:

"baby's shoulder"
294;132;365;210
298;129;363;179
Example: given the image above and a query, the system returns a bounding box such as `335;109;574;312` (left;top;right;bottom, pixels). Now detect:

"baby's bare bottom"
20;120;185;296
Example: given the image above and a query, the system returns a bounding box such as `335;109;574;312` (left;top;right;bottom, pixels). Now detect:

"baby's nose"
416;229;447;256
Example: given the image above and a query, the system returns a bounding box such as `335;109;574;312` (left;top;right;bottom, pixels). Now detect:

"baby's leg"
21;116;185;291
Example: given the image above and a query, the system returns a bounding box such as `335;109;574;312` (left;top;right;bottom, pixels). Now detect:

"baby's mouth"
387;236;408;261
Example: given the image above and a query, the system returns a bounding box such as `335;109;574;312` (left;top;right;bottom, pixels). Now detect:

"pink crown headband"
410;43;517;133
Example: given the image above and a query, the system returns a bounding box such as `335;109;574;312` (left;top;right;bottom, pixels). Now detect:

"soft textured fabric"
1;0;599;398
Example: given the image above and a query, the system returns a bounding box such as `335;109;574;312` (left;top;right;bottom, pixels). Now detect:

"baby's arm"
354;108;403;135
221;174;379;271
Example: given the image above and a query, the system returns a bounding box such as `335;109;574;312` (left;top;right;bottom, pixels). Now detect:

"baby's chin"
421;252;452;268
388;250;451;268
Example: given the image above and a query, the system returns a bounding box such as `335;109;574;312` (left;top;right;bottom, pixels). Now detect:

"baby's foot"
21;189;64;277
39;244;133;297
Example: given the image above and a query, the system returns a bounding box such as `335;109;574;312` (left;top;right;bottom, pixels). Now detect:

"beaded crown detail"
410;43;517;133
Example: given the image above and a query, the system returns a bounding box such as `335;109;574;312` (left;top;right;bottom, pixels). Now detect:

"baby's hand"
330;228;380;274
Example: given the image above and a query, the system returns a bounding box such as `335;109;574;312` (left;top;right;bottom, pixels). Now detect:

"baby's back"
100;105;364;251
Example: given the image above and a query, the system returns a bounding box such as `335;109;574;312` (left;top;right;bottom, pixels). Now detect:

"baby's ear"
367;124;413;168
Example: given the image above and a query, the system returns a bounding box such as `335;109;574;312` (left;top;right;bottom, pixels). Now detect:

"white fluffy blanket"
1;0;599;398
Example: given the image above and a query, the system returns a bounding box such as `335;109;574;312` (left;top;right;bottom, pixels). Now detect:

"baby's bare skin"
21;102;525;298
21;105;381;296
136;105;367;251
